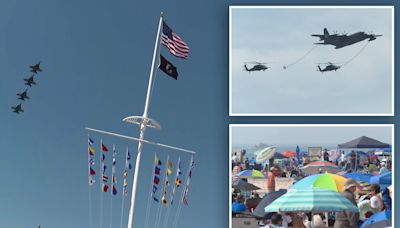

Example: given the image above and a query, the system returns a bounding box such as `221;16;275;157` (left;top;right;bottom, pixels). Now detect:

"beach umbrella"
361;210;392;228
342;172;373;183
273;153;288;159
296;145;301;163
301;161;342;174
255;146;277;164
265;188;359;213
252;189;287;218
236;169;265;178
370;172;392;189
291;173;347;192
281;151;297;157
232;179;260;191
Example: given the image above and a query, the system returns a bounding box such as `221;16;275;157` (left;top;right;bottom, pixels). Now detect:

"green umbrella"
265;188;359;213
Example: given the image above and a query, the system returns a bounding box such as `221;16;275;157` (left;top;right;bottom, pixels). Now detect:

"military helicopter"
243;62;271;72
316;62;341;73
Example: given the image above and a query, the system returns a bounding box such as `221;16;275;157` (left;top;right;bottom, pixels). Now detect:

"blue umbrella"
342;172;373;183
370;172;391;189
296;145;301;163
361;210;391;228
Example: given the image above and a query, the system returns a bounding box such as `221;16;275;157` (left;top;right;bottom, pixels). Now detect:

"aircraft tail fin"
324;28;329;37
244;65;249;71
317;66;323;72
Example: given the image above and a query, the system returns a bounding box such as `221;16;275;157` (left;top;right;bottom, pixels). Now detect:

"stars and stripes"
161;21;189;59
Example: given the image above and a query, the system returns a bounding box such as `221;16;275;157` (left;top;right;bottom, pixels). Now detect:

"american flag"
161;21;189;59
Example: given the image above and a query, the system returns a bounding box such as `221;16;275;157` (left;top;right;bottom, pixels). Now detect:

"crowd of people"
231;149;393;228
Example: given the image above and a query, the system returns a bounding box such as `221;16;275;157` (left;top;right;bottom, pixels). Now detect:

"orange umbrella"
281;151;297;157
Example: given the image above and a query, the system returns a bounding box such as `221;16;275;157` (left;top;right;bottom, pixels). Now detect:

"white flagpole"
127;12;164;228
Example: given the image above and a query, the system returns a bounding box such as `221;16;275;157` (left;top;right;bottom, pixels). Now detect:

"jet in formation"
30;62;42;74
17;89;30;101
11;103;23;114
24;75;36;87
312;28;382;49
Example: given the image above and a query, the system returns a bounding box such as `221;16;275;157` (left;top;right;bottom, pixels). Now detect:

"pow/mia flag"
159;54;178;80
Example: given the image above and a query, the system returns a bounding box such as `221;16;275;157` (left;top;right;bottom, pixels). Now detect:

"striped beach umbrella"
255;146;277;164
291;173;347;192
236;169;265;178
265;188;359;213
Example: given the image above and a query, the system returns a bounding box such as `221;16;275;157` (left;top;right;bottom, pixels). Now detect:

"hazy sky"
232;125;393;145
231;7;393;115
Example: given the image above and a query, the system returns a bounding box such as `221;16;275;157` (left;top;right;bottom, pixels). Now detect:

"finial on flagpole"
161;11;164;17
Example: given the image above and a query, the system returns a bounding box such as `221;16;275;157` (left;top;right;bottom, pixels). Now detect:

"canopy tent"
338;136;390;149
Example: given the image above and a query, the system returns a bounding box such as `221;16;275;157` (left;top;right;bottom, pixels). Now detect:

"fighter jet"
317;62;341;73
24;75;36;87
312;28;382;49
17;89;30;101
11;103;24;114
30;62;42;74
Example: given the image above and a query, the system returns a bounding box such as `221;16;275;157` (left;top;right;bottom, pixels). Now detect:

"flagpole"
100;139;104;228
127;12;164;228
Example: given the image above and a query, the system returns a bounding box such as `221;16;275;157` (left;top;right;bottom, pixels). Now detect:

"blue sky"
0;0;228;227
231;7;393;115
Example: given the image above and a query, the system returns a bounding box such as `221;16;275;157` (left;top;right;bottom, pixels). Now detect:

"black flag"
159;54;178;80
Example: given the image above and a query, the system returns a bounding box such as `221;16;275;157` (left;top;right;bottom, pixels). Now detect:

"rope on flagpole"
87;134;94;228
162;156;180;228
154;154;169;228
119;147;129;228
109;145;116;228
144;153;157;228
172;155;193;228
100;139;104;228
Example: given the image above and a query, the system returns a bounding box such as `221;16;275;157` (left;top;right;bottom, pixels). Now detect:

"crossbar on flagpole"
85;127;196;154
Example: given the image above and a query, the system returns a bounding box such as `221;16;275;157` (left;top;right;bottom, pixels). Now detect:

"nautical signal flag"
161;21;189;58
112;185;117;195
159;55;178;80
153;176;160;185
154;155;162;166
90;167;96;175
175;178;182;188
89;147;95;156
88;138;94;146
89;176;95;186
102;175;109;182
154;166;161;175
162;195;167;205
126;150;132;170
101;143;108;152
167;160;173;176
103;183;109;192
